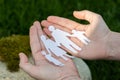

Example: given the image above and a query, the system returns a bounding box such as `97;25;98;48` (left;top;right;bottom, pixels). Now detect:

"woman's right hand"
41;10;111;60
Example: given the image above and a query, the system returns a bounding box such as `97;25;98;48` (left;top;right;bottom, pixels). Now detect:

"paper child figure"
41;50;64;66
40;35;74;61
48;26;81;53
71;30;90;45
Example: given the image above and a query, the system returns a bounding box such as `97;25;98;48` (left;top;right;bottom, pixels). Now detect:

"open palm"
19;21;80;80
41;10;111;60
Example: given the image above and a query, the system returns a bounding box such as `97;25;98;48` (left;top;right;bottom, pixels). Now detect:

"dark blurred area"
0;0;120;37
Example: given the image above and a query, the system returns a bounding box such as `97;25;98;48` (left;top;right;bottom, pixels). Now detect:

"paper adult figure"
48;26;81;53
40;35;74;61
41;50;64;66
71;30;90;45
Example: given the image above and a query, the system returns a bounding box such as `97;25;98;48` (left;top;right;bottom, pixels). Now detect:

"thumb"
73;10;96;23
19;53;36;74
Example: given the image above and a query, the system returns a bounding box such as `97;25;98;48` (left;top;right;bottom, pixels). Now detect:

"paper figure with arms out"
41;50;64;66
48;26;81;53
40;35;74;61
71;30;90;45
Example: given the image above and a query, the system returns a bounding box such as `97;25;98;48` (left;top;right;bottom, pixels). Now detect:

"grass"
0;0;120;37
0;0;120;80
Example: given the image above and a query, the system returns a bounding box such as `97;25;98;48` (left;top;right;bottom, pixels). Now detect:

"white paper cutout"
40;35;74;61
71;30;90;45
40;25;91;67
48;26;81;53
41;50;64;66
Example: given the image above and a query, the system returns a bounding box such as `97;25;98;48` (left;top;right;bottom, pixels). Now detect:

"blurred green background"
1;0;120;37
0;0;120;80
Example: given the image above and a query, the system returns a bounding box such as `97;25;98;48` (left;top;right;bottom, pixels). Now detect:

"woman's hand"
41;10;111;60
19;21;80;80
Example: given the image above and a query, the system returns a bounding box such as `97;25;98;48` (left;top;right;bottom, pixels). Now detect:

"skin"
19;21;80;80
19;10;120;80
41;10;114;60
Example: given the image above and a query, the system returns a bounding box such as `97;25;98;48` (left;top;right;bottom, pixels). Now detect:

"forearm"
107;31;120;60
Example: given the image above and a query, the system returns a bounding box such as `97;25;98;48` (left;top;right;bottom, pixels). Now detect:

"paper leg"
80;38;89;45
50;57;64;66
41;51;64;66
65;45;78;53
60;55;68;61
70;43;82;51
83;36;91;43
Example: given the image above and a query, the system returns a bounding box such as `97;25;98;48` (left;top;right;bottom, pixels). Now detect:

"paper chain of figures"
40;25;90;66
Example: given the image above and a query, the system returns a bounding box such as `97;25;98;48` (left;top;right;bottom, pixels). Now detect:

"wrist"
106;31;120;60
61;75;81;80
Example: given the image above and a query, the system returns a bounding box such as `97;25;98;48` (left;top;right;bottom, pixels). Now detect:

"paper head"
49;25;55;32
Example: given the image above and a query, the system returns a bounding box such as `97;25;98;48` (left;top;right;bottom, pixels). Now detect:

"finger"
19;53;29;64
36;25;70;63
35;21;51;51
19;53;37;74
41;20;87;45
41;20;71;35
43;28;52;37
35;21;54;60
33;22;74;65
73;10;100;24
47;16;87;31
30;22;45;62
41;20;83;55
41;20;84;46
33;21;45;50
